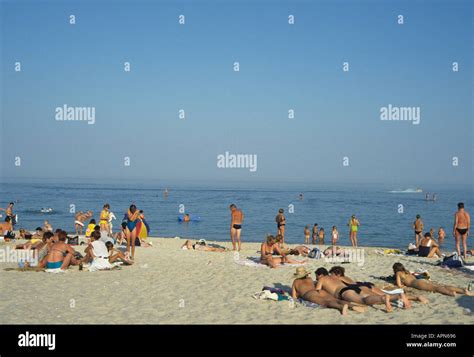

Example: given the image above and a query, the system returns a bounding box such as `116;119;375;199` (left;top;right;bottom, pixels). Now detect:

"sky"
1;0;473;186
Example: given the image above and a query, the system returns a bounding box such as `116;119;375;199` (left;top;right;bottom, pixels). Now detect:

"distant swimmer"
42;220;53;233
164;188;169;198
331;226;339;246
425;193;429;201
299;193;304;200
75;211;92;235
413;214;424;248
275;208;286;242
318;227;325;245
229;204;244;251
348;215;360;247
453;202;470;260
183;214;190;222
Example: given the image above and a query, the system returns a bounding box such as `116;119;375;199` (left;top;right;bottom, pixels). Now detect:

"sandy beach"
0;237;472;324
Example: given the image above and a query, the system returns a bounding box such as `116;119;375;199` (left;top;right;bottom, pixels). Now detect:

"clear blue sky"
1;0;472;185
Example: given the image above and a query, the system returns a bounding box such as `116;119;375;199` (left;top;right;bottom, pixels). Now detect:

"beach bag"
308;248;322;259
442;253;463;268
67;236;79;245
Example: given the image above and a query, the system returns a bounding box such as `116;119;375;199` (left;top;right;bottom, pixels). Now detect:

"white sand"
0;237;473;324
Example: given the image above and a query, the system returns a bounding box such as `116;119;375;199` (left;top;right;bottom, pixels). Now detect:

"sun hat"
293;267;310;279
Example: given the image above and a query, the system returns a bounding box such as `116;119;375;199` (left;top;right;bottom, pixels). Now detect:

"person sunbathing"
275;235;310;256
393;263;474;297
292;267;367;315
418;233;442;258
329;266;429;305
40;230;79;270
315;267;402;312
181;239;227;252
105;241;134;265
260;235;306;269
323;246;347;257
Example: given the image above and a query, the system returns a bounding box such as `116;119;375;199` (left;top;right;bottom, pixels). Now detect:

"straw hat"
293;267;310;279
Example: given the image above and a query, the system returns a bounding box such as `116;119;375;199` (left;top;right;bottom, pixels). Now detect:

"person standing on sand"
304;225;310;244
100;204;110;233
348;215;360;247
413;214;424;248
229;204;243;251
75;211;92;235
312;223;318;244
1;202;16;226
453;202;470;259
126;204;141;259
275;208;286;242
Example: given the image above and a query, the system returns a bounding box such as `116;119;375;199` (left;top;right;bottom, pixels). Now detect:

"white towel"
235;257;306;268
45;268;65;274
88;257;113;272
381;288;404;295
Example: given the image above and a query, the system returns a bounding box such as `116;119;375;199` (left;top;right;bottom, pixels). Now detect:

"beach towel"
45;268;65;274
297;299;320;308
235;257;306;268
375;249;405;256
441;253;463;268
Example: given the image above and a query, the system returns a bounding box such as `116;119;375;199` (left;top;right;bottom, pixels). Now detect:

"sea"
1;180;472;251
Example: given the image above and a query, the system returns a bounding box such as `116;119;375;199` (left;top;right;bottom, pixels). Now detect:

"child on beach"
331;226;339;245
312;224;318;244
304;225;310;244
85;219;96;238
318;228;325;244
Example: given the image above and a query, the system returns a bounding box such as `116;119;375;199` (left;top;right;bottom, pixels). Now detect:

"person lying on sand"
39;230;79;270
105;241;134;265
291;267;367;316
418;233;442;258
323;246;347;257
329;266;429;305
19;228;33;240
260;235;306;269
181;239;228;252
275;235;310;256
315;267;408;313
393;263;474;297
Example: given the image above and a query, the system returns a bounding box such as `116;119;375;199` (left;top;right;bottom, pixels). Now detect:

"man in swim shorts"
454;202;470;259
413;214;424;248
75;210;92;235
229;204;243;251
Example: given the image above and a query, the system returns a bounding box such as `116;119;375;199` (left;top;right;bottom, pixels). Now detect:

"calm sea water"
1;181;472;251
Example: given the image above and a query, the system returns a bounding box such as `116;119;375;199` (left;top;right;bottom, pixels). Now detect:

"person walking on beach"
453;202;470;259
229;204;243;251
331;226;339;245
275;208;286;242
413;214;424;248
348;215;360;247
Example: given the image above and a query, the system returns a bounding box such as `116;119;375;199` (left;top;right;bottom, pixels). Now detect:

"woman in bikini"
275;209;286;243
393;263;474;297
260;235;305;269
181;240;227;252
125;204;141;260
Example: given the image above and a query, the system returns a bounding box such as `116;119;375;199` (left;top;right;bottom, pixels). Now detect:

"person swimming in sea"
318;227;325;245
331;226;339;245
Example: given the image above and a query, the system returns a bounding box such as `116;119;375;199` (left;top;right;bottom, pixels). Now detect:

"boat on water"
388;188;422;193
